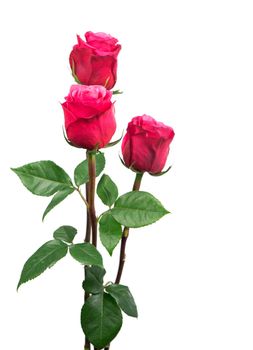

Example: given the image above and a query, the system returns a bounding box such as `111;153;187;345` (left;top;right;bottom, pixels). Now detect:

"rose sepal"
86;147;100;155
105;131;123;149
112;89;123;95
149;165;172;177
71;61;81;84
62;127;82;148
118;155;143;175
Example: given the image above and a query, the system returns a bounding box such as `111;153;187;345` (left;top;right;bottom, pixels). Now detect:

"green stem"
88;152;97;247
76;187;89;207
132;172;144;192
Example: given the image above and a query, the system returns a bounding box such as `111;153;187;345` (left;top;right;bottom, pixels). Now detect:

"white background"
0;0;253;349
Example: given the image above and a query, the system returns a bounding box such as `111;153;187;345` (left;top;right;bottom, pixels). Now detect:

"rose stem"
115;172;143;284
104;172;143;350
84;153;92;350
88;151;97;247
85;185;91;242
85;151;97;350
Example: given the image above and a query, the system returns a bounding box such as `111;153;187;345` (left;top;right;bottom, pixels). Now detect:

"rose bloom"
62;85;116;150
69;31;121;90
122;115;175;173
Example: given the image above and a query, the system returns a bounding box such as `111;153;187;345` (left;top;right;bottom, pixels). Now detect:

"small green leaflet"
17;240;68;290
53;225;77;243
97;174;118;207
69;243;103;267
81;293;122;348
83;266;106;294
74;152;105;187
111;191;169;228
106;284;138;317
42;187;74;220
11;160;73;196
99;212;122;255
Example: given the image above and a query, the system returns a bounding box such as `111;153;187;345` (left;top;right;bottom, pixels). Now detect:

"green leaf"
99;212;122;255
17;240;68;290
81;293;122;348
97;174;118;207
83;266;106;294
106;284;138;317
111;191;169;228
69;243;103;267
42;187;74;220
53;225;77;243
74;153;105;186
11;161;73;196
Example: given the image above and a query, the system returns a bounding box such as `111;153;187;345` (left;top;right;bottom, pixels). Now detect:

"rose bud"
122;115;175;174
62;85;116;150
69;31;121;90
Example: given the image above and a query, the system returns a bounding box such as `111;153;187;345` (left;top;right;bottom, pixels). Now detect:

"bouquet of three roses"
12;31;175;349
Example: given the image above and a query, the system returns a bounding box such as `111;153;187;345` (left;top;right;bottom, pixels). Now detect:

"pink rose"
122;115;175;173
69;31;121;90
62;85;116;150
